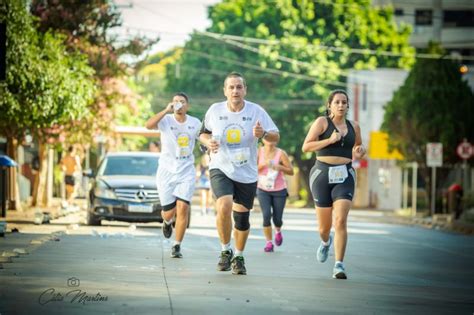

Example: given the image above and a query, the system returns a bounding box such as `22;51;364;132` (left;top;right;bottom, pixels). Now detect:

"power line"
122;25;189;36
196;32;353;78
128;2;474;61
133;2;202;30
152;95;322;106
177;50;414;90
127;25;459;90
123;25;345;85
183;49;347;87
310;0;474;14
199;31;474;61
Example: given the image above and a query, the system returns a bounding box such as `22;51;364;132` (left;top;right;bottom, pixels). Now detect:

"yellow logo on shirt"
226;129;241;144
177;135;189;147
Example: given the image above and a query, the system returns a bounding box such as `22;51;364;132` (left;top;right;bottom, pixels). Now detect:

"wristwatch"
261;131;268;139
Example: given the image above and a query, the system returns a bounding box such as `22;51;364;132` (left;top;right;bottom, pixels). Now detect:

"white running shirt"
203;100;279;183
157;114;201;175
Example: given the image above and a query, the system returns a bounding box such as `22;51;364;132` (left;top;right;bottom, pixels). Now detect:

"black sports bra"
317;117;355;159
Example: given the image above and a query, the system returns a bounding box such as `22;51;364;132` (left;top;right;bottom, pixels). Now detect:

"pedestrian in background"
145;92;201;258
149;140;161;153
257;138;294;252
200;72;279;275
60;146;81;207
302;89;366;279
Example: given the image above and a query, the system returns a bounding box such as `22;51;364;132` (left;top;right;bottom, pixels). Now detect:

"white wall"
347;69;408;210
347;68;409;145
372;0;474;49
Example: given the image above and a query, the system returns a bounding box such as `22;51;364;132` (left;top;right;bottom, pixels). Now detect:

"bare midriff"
317;156;352;165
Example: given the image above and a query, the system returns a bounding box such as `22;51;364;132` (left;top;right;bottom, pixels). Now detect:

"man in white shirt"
200;72;279;275
146;92;201;258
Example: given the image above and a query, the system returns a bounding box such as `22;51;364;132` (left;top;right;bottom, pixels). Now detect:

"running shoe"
316;235;332;263
217;249;233;271
275;231;283;246
333;262;347;279
231;256;247;275
264;242;274;252
171;244;182;258
162;221;173;239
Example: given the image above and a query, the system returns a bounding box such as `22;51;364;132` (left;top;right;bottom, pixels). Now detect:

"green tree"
137;48;183;113
162;0;414;203
30;0;159;148
382;45;474;209
0;0;96;207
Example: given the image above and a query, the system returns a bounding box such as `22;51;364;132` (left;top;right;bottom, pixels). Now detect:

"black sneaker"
217;249;233;271
171;244;182;258
162;222;172;239
231;256;247;275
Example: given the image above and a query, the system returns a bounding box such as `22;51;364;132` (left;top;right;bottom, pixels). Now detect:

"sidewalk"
2;196;474;235
347;208;474;235
2;197;84;226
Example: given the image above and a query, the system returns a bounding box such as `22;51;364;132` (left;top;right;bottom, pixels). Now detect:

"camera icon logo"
67;277;80;287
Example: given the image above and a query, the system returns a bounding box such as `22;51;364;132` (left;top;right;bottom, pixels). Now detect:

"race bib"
230;147;250;167
259;169;278;190
328;165;348;184
176;135;191;159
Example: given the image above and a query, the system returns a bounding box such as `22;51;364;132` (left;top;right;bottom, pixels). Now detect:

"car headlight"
94;181;116;199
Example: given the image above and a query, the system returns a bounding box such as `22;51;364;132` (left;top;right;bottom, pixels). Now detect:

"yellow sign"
369;131;403;160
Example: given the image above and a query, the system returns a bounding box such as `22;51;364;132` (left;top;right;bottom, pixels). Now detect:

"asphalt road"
1;209;473;315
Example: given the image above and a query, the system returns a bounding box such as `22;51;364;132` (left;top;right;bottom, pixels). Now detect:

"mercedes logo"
136;190;147;200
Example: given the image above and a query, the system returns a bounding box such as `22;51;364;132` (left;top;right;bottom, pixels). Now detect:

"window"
100;156;159;176
394;8;404;16
444;10;474;27
415;9;433;26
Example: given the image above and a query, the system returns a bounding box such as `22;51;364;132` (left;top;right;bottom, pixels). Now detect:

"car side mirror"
83;168;94;177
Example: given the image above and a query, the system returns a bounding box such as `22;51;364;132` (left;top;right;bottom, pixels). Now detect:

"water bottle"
173;102;183;112
211;134;221;153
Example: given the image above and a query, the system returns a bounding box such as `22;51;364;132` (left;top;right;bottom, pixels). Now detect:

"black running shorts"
209;169;257;210
309;160;356;207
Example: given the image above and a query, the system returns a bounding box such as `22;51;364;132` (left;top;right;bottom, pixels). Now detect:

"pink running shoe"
275;232;283;246
264;242;274;252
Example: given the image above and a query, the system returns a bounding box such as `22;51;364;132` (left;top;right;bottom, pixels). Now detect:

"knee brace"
233;211;250;231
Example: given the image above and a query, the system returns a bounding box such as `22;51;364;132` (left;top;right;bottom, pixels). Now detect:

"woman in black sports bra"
302;89;366;280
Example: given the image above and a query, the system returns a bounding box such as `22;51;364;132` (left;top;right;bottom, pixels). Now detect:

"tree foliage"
158;0;415;201
382;49;474;167
0;0;95;141
165;0;414;152
0;0;97;208
137;48;183;113
30;0;159;148
30;0;156;78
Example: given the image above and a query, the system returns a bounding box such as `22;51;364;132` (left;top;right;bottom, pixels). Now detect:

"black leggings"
257;188;288;227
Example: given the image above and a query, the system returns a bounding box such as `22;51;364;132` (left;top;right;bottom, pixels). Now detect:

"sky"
114;0;221;54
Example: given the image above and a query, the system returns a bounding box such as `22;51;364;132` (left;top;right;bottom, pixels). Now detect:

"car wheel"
87;211;101;226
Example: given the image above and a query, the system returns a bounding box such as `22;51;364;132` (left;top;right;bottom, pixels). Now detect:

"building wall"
347;67;473;210
347;69;409;145
347;69;409;210
373;0;474;52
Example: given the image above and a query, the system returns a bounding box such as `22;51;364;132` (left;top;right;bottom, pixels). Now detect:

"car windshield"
98;156;159;176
